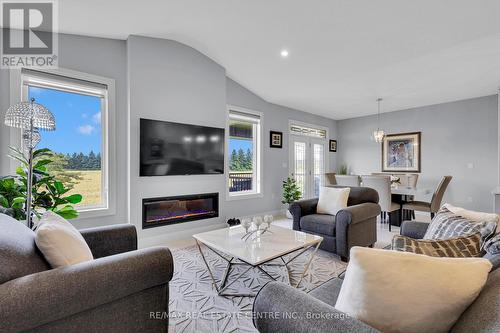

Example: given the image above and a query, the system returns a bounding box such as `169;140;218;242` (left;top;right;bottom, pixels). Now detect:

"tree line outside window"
229;148;253;171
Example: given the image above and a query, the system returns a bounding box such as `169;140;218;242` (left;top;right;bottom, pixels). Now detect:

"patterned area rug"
168;245;347;333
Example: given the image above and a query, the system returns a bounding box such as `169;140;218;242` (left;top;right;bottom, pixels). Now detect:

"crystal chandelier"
4;98;56;228
372;98;385;143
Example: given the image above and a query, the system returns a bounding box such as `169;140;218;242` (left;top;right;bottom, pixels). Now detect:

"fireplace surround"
142;193;219;229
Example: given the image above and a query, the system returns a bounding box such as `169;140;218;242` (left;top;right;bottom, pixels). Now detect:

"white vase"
286;209;293;219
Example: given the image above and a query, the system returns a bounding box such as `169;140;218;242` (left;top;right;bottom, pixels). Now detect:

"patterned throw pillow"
484;234;500;255
423;207;497;243
392;233;482;258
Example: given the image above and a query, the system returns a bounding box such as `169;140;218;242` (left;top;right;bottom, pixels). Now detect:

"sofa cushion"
309;277;343;307
444;203;500;234
451;268;500;333
35;211;94;268
300;214;336;236
392;233;482;257
0;213;50;284
424;207;497;243
335;247;492;333
317;186;350;216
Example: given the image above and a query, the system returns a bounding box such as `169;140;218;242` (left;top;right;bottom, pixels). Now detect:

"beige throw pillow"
317;186;350;216
35;211;93;268
335;247;492;333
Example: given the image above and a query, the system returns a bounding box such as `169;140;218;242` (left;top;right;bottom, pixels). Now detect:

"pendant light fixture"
372;98;385;143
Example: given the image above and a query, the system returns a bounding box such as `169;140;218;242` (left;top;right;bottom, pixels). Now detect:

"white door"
290;137;327;199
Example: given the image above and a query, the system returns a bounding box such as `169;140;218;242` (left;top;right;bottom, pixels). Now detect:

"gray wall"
337;95;498;212
127;36;338;246
0;32;128;229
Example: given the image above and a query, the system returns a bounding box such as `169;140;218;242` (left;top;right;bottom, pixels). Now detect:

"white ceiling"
57;0;500;119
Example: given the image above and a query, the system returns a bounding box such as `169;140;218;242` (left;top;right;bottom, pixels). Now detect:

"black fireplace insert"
142;193;219;229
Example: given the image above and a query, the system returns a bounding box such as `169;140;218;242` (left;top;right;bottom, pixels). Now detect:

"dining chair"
325;173;337;186
361;175;400;231
335;175;360;187
396;173;419;187
402;176;452;219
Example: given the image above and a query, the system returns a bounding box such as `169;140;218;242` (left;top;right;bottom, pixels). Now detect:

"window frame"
9;68;116;220
226;105;263;201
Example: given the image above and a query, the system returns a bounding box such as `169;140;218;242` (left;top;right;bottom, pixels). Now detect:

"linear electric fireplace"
142;193;219;229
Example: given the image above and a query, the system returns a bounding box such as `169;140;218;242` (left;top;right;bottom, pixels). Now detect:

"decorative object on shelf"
4;98;56;229
329;139;337;152
226;217;241;227
282;177;301;219
372;98;385;143
390;175;401;185
270;131;283;148
382;132;421;173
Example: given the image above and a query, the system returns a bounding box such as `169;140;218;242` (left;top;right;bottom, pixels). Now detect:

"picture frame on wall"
382;132;421;173
329;140;337;152
270;131;283;148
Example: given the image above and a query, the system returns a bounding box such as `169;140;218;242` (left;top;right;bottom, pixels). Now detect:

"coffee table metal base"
195;239;322;297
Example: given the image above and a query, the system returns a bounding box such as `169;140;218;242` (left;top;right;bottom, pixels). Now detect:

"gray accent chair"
0;213;173;333
289;186;381;261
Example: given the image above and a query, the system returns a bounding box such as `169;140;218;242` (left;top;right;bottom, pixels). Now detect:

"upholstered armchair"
289;186;381;261
0;213;173;333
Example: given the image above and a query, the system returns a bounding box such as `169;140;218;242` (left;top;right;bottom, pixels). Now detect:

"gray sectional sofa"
0;213;173;333
253;220;500;333
289;186;381;261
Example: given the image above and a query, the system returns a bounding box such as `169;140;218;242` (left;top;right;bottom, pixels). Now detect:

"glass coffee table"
193;225;323;297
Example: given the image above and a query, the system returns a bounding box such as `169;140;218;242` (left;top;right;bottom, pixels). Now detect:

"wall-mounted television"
140;118;225;176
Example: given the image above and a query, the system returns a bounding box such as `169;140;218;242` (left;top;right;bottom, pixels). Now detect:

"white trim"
226;105;264;201
10;67;117;221
288;119;330;139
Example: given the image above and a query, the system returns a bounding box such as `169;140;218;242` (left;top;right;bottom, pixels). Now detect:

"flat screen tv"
140;118;225;176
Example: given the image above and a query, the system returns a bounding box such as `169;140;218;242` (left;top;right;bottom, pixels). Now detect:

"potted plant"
282;177;301;219
0;147;83;224
338;164;349;175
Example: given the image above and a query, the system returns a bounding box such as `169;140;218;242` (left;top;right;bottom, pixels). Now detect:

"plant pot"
286;209;293;219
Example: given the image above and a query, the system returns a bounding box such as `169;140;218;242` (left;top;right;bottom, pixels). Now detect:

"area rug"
168;245;347;333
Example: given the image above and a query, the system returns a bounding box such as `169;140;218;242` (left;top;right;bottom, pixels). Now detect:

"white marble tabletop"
193;225;323;266
391;186;433;196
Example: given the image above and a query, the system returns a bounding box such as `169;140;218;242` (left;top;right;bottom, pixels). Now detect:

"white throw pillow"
35;211;93;268
443;203;500;234
317;186;350;215
335;247;492;333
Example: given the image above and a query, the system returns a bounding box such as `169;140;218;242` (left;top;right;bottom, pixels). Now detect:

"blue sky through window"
229;138;252;153
28;86;102;154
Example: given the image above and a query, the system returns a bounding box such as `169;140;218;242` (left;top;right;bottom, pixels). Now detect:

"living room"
0;1;499;333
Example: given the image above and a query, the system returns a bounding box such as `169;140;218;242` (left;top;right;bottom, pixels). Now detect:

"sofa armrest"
253;282;379;333
400;221;429;239
336;203;381;227
289;198;319;231
80;224;137;258
0;247;173;332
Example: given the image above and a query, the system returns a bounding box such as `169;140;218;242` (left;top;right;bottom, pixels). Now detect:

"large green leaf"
0;195;8;207
54;181;65;194
33;148;52;158
54;205;79;220
64;194;82;204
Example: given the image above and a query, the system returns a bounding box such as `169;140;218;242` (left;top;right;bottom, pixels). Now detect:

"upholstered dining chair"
335;175;360;187
325;173;337;186
362;175;400;231
402;176;452;219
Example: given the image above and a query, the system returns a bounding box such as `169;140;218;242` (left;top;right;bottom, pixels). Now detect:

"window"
290;124;327;138
20;69;113;214
227;107;262;198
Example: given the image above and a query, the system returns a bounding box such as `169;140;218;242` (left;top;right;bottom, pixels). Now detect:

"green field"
61;170;102;207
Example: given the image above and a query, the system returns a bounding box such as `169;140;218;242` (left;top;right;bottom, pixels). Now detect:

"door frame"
288;120;329;199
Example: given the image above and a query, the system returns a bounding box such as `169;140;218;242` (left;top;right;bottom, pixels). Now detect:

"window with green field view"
228;109;261;196
23;71;108;211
